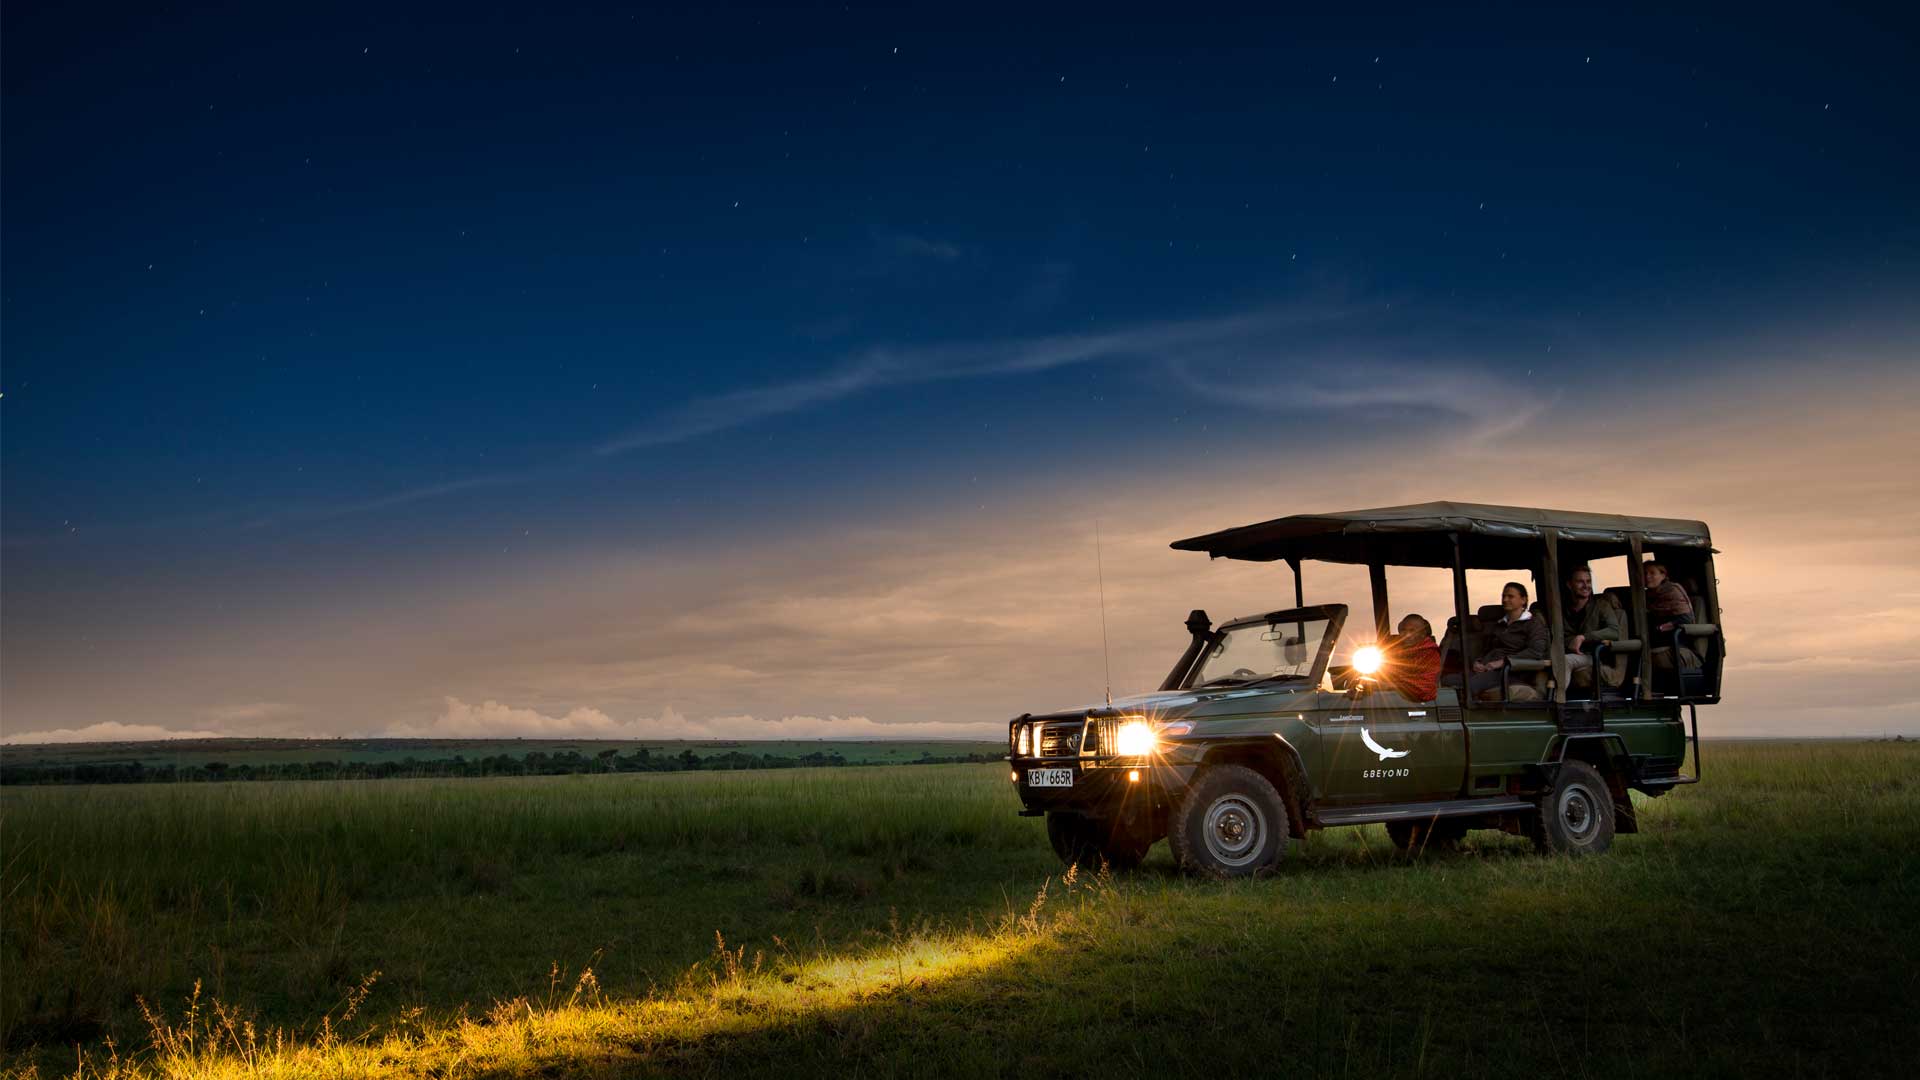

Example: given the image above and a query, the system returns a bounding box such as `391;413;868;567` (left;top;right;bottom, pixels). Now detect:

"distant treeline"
0;747;1003;786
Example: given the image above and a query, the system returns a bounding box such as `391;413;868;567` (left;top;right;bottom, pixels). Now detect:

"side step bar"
1315;796;1534;829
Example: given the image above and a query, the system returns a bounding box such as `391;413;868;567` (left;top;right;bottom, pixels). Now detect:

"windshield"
1191;612;1336;688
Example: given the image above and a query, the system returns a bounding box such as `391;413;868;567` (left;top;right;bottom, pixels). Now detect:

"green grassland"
3;740;1916;1078
1;737;1003;770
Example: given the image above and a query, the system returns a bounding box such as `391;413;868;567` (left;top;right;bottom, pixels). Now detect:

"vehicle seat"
1603;585;1634;622
1438;617;1464;675
1595;586;1641;700
1676;580;1716;695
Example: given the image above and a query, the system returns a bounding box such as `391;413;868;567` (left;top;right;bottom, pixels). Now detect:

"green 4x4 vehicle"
1008;502;1723;876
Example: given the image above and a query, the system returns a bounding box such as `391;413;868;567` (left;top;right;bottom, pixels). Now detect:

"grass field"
3;740;1916;1078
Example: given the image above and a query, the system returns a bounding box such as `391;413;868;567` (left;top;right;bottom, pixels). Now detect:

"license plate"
1027;768;1073;788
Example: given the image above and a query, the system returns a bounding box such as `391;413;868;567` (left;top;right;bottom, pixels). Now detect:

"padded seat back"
1603;586;1635;632
1581;586;1639;699
1438;617;1463;674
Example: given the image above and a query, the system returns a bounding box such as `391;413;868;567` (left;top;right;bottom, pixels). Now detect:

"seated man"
1445;582;1549;701
1383;614;1441;702
1562;565;1625;691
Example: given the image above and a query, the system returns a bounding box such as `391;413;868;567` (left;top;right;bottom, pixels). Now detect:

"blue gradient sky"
5;3;1917;740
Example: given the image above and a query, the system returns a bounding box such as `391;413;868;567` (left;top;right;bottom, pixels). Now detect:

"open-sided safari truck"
1007;502;1722;876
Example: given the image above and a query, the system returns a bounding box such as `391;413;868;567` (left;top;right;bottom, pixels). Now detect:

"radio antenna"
1095;521;1113;706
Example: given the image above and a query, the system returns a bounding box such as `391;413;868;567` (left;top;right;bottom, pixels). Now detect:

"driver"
1383;614;1440;702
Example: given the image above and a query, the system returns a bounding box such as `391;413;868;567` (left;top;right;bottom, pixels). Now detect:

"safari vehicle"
1007;502;1721;876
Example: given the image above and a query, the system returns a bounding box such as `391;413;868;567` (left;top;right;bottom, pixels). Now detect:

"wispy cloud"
596;306;1371;455
242;467;556;529
224;302;1577;528
224;302;1535;525
879;231;963;262
1167;353;1555;445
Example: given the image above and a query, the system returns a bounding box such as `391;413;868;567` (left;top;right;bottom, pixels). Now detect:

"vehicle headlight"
1115;719;1157;757
1353;645;1384;676
1017;723;1033;757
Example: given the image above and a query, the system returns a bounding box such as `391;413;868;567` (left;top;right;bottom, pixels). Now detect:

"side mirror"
1282;636;1307;665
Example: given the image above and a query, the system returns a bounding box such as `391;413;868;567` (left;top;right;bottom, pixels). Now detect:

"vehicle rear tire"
1385;818;1464;853
1168;765;1290;877
1046;812;1150;872
1530;761;1615;855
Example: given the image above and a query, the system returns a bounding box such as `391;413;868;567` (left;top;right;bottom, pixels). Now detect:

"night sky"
5;3;1917;741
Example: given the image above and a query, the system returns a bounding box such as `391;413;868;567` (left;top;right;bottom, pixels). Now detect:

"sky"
4;2;1917;743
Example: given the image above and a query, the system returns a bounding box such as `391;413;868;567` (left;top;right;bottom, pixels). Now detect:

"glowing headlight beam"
1114;719;1157;757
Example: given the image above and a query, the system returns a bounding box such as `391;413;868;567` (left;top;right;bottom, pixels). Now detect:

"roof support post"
1629;534;1651;701
1701;551;1725;699
1451;534;1474;687
1287;557;1304;608
1542;529;1566;704
1369;562;1391;641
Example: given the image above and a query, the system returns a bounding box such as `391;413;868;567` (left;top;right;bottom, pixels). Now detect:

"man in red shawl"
1384;614;1442;702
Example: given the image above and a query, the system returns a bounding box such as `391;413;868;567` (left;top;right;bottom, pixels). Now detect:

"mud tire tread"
1530;760;1617;856
1168;764;1291;877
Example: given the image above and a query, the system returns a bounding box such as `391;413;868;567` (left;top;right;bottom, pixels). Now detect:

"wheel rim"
1558;783;1598;843
1202;794;1266;867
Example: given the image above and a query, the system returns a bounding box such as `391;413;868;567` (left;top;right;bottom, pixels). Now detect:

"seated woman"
1645;560;1703;679
1444;582;1549;701
1643;561;1694;632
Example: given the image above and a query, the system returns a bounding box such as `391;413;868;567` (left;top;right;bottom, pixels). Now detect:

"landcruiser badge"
1361;728;1409;761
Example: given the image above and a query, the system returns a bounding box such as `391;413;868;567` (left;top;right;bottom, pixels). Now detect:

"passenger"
1643;561;1694;633
1447;581;1549;701
1562;565;1625;691
1383;614;1441;702
1645;561;1702;679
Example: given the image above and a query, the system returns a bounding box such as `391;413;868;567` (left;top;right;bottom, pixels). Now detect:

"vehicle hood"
1035;684;1314;721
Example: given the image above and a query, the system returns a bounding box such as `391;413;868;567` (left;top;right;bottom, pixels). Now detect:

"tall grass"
5;766;1032;902
3;765;1039;1062
4;741;1916;1078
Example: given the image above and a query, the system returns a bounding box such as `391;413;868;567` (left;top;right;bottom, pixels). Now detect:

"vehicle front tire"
1046;812;1150;872
1168;765;1290;877
1530;761;1616;856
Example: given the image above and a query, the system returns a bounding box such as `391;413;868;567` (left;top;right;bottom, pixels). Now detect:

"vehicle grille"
1085;718;1116;756
1037;718;1117;758
1039;723;1082;757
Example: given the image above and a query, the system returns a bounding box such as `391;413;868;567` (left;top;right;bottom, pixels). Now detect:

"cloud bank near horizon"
0;720;226;745
0;701;1003;745
388;698;1000;740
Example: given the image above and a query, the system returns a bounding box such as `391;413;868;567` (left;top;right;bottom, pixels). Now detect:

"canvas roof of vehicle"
1171;501;1712;567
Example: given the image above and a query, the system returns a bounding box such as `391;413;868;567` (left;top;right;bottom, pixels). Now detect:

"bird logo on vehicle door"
1361;728;1408;761
1359;728;1411;779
